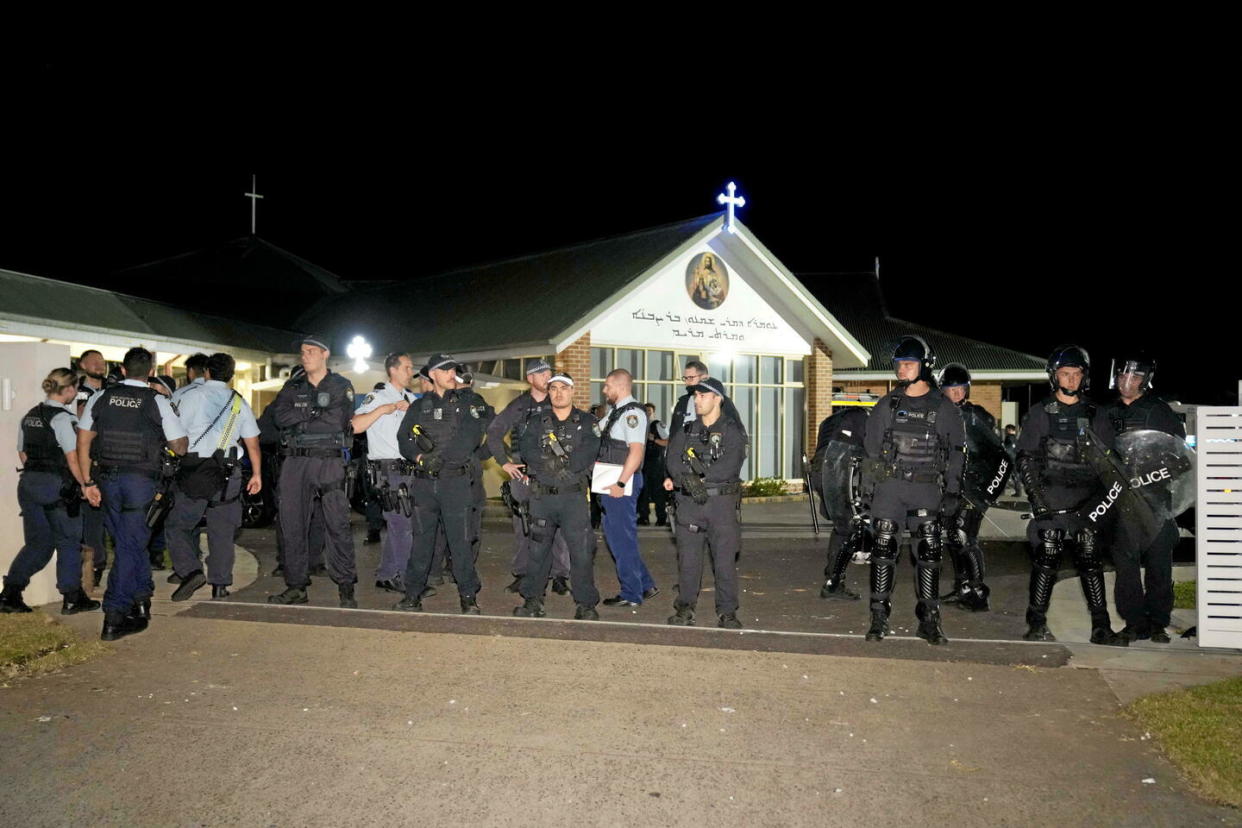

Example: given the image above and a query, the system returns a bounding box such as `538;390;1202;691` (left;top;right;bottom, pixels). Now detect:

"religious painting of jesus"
685;253;729;310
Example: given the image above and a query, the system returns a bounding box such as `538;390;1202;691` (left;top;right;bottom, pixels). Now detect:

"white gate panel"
1197;407;1242;648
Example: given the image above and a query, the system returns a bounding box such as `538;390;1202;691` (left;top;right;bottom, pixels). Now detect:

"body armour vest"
1041;400;1096;487
522;411;589;486
508;392;550;462
91;385;164;472
882;394;947;476
598;400;643;465
22;404;71;473
683;418;741;484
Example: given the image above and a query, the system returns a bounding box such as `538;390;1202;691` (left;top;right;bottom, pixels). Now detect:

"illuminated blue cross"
716;181;746;234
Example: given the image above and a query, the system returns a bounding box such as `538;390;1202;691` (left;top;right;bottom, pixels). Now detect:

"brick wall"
805;338;834;458
970;382;1002;422
555;332;592;410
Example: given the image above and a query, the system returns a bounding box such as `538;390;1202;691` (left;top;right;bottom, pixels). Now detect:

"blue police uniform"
598;395;655;604
164;379;261;594
80;380;185;626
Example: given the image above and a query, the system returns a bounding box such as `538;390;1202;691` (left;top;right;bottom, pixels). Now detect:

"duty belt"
894;469;944;485
412;463;472;479
283;447;345;458
368;458;413;474
676;481;743;497
531;480;586;496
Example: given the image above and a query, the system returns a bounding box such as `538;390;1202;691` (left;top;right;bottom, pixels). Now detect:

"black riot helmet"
1111;351;1156;394
891;335;936;384
937;363;971;398
1046;344;1091;397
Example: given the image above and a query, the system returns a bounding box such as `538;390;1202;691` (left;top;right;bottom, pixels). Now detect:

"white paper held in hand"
591;462;633;496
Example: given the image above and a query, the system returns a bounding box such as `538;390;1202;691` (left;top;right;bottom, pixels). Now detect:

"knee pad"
1073;526;1102;573
915;521;942;564
1034;528;1064;572
873;518;899;562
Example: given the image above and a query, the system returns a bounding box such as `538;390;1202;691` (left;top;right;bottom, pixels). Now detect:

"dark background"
3;58;1229;406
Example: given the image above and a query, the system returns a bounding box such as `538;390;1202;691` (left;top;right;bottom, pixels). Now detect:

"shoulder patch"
364;393;376;405
344;386;355;399
626;414;639;429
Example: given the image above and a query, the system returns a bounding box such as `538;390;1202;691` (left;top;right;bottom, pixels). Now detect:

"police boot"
128;598;152;632
363;528;381;545
956;541;991;611
820;545;859;600
550;576;570;595
915;603;948;646
866;519;899;641
267;587;308;605
1080;570;1127;647
100;610;132;641
460;595;482;615
1025;529;1061;641
865;602;891;641
513;597;545;618
718;612;743;629
338;583;358;609
0;583;33;613
504;575;523;593
61;588;101;615
574;603;599;621
394;595;423;612
667;602;695;626
959;582;991;613
211;585;230;600
170;570;207;602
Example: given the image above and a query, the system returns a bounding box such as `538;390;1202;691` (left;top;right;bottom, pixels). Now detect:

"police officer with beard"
395;355;494;614
77;347;187;640
663;377;747;629
937;363;994;612
1106;352;1184;644
862;336;965;646
1017;345;1127;646
267;337;358;609
511;372;602;620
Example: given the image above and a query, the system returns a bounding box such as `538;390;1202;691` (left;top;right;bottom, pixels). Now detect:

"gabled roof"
297;214;725;355
818;271;1045;378
112;236;350;329
0;267;302;355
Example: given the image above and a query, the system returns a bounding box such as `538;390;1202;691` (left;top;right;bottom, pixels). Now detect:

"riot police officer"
861;336;966;645
937;363;998;612
1017;345;1127;646
77;347;187;640
511;372;602;619
164;353;262;602
1106;352;1184;644
486;359;572;595
813;405;870;600
351;353;417;593
267;337;358;608
0;368;100;615
395;354;494;613
663;377;747;628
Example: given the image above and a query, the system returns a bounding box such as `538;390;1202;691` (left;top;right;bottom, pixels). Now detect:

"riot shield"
819;440;864;523
1078;426;1161;552
1115;429;1196;520
960;408;1012;508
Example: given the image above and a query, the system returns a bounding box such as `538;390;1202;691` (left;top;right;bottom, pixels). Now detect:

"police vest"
411;390;486;463
508;392;550;462
91;385;165;472
523;410;590;484
598;400;643;465
881;395;947;477
22;404;71;473
1040;400;1097;486
682;418;741;483
282;375;352;448
1108;396;1163;435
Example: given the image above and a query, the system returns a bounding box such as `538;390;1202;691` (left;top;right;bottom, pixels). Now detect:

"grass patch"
1126;676;1242;808
0;612;108;681
1174;581;1196;610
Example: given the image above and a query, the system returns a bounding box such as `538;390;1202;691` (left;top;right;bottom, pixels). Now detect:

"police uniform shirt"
605;395;647;447
354;382;417;460
171;376;207;406
666;415;746;485
1106;394;1185;439
80;379;186;441
486;390;550;465
398;388;493;466
175;379;261;458
269;371;355;435
863;386;966;493
517;408;602;483
17;398;78;455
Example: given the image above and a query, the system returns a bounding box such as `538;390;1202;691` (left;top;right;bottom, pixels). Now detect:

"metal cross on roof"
716;181;746;234
245;174;264;235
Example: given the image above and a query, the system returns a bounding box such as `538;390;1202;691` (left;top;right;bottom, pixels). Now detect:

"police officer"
77;347;187;640
74;349;110;592
937;363;994;612
637;403;670;526
486;359;573;595
164;353;262;602
862;336;965;646
395;354;494;613
0;368;100;615
598;369;658;607
511;372;602;619
1017;345;1127;646
351;353;417;594
670;360;744;434
663;377;746;628
171;353;209;407
814;405;869;600
1106;352;1184;644
267;337;358;608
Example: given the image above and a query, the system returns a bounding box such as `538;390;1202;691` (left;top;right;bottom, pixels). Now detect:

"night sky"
4;59;1227;405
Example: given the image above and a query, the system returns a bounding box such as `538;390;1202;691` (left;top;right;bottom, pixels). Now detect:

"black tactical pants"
1113;519;1178;630
520;490;599;607
672;491;741;615
278;456;356;589
405;473;481;599
509;477;570;579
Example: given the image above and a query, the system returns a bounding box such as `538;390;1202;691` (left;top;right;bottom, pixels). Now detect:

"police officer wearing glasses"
77;347;188;640
662;377;747;629
511;372;602;620
395;354;494;614
267;336;358;608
